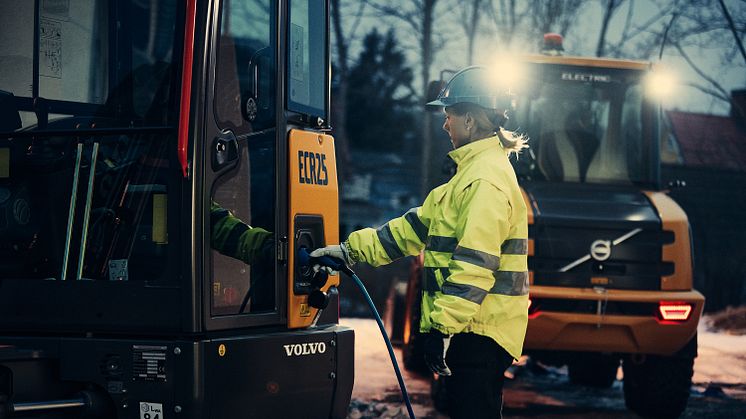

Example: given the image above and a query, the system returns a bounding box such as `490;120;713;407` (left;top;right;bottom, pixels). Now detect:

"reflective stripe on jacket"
346;136;529;359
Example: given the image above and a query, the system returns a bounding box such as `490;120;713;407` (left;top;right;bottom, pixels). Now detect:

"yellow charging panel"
287;129;339;329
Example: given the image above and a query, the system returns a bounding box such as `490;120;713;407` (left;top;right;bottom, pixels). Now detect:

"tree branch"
673;42;730;100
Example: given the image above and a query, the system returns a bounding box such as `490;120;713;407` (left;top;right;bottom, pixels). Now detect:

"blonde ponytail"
496;127;528;156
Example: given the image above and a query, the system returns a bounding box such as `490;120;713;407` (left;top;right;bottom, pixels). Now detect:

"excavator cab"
0;1;353;418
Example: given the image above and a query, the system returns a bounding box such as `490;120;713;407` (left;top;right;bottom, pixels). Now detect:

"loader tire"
622;352;694;419
568;353;619;388
402;260;429;374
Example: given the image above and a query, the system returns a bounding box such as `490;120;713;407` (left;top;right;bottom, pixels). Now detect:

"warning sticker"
132;345;167;382
139;402;164;419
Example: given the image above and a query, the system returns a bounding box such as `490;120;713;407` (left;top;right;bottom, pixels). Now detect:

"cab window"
287;0;327;119
213;0;277;135
0;0;181;282
210;0;278;316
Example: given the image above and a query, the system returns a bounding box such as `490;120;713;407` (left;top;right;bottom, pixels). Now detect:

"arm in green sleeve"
211;201;273;265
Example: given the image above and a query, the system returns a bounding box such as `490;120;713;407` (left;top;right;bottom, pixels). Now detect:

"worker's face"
442;109;469;148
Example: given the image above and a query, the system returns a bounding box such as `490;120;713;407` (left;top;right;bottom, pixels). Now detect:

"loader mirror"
0;90;22;132
426;80;446;105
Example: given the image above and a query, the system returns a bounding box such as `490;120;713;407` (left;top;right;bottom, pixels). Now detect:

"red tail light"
527;297;540;318
658;302;693;321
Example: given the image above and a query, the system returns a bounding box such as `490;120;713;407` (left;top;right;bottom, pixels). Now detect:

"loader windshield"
0;0;182;281
510;65;656;186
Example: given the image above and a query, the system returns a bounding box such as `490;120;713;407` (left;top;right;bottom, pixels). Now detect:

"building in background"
662;90;746;311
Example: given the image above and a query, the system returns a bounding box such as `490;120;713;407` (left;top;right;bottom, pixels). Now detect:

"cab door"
200;0;281;331
284;0;340;328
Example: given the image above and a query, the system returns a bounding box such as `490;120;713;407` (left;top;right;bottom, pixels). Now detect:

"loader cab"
506;58;661;189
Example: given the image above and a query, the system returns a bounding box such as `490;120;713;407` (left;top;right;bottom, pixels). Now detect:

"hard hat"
426;66;512;110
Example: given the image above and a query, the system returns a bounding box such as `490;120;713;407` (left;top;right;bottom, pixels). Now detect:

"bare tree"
486;0;588;53
596;0;625;57
529;0;586;38
488;0;521;49
630;0;746;107
456;0;486;64
331;0;366;180
367;0;442;197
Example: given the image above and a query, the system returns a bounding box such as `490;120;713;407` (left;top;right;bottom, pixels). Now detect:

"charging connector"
297;248;416;419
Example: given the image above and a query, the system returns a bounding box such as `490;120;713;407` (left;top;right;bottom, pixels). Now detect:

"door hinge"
277;236;288;262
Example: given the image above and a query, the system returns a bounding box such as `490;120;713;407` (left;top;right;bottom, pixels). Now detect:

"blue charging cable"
297;248;416;419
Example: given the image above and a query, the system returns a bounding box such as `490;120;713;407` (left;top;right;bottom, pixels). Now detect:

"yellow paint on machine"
287;129;339;329
152;193;168;244
521;53;651;70
643;191;693;290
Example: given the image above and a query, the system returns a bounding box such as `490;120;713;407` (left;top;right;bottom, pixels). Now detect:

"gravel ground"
341;313;746;419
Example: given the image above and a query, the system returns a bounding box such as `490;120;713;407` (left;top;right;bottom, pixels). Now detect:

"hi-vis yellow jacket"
346;136;529;359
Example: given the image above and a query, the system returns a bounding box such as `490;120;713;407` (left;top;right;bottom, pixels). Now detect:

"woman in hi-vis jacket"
313;66;529;419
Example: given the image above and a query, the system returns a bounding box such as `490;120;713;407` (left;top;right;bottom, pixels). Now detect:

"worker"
312;66;530;418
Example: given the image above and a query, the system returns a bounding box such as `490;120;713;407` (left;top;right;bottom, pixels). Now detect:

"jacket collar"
447;135;502;166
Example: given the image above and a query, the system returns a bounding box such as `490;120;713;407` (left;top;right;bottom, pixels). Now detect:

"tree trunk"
330;0;351;180
420;0;437;199
596;0;619;57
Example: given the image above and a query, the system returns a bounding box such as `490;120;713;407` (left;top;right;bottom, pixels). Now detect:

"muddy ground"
341;313;746;419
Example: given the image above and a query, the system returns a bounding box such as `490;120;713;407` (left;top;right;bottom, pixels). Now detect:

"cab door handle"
212;129;239;172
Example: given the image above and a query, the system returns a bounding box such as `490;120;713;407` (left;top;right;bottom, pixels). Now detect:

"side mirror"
0;90;22;132
426;80;446;104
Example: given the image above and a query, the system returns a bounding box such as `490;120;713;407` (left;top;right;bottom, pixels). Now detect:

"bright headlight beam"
645;69;677;100
489;54;526;92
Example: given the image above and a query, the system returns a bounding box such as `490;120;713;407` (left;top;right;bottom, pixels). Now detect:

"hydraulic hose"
298;249;416;419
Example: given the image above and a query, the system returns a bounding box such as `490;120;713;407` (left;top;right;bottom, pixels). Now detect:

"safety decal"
139;402;164;419
132;345;167;382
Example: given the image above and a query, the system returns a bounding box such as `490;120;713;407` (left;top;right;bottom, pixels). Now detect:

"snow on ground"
692;316;746;399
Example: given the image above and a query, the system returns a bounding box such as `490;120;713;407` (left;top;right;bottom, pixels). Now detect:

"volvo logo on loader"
283;342;327;357
590;240;612;261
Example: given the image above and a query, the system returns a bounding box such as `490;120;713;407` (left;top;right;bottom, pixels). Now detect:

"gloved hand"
423;329;453;376
309;243;352;275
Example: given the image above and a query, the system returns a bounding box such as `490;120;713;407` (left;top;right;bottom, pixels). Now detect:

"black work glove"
423;329;453;376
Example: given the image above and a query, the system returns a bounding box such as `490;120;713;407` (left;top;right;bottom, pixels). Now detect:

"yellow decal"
299;303;311;317
152;193;168;244
591;277;610;285
0;148;9;178
218;344;226;357
213;281;221;296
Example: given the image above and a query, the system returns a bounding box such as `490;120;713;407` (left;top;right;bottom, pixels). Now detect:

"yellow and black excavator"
0;1;352;418
397;34;703;419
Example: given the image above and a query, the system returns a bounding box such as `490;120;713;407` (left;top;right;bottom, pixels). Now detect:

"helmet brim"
426;98;449;108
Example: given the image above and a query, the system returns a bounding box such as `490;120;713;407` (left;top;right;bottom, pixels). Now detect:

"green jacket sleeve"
211;201;273;265
430;180;512;334
345;187;441;266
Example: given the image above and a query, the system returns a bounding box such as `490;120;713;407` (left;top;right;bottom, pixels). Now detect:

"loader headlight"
645;69;677;100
